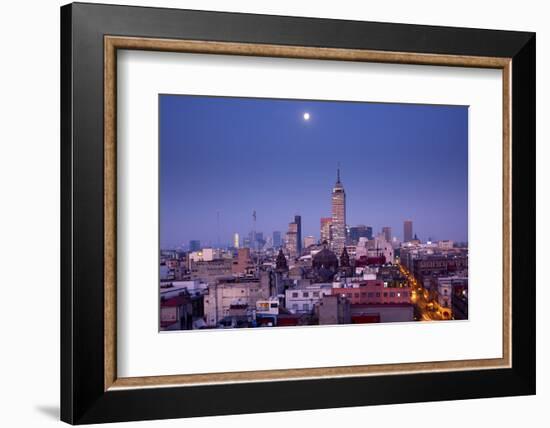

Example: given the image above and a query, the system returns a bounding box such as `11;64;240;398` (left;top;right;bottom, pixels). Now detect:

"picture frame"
61;2;535;424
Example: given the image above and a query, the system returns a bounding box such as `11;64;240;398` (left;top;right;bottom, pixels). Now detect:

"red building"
331;280;412;305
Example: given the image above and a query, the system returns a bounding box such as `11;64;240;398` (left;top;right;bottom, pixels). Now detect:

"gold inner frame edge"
104;36;512;391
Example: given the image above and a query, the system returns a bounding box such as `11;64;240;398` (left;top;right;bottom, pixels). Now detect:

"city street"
398;264;443;321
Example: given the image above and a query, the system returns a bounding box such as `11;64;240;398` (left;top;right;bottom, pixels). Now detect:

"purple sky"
160;95;468;249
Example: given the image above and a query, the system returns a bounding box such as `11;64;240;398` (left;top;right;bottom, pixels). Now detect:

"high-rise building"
382;226;392;243
189;240;201;252
320;217;332;243
404;220;413;242
303;235;317;249
331;168;347;255
272;231;282;248
285;220;299;258
248;231;265;251
366;226;373;240
294;215;302;256
349;224;370;243
233;233;240;249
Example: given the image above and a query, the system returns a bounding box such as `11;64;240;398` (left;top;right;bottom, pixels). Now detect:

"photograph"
159;95;469;330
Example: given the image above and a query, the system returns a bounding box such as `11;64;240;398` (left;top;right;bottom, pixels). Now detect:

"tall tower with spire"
331;166;347;256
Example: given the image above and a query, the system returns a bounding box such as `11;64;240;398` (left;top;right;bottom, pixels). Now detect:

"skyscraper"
404;220;413;242
294;215;302;256
285;220;299;258
233;233;240;249
349;224;370;243
189;240;201;252
272;231;282;248
382;226;392;242
320;217;332;243
366;226;373;240
331;168;346;255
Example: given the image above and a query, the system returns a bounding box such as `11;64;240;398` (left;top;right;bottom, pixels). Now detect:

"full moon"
303;112;310;121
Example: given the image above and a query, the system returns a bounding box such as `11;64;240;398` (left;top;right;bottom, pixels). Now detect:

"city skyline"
160;95;468;249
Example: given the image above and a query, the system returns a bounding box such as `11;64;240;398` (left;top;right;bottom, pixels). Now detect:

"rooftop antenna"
252;210;260;274
252;210;257;252
216;210;220;249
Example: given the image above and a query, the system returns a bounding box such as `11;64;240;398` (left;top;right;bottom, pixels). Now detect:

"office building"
189;240;201;252
294;215;302;255
404;220;413;242
272;231;282;248
320;217;332;243
382;226;392;242
331;168;347;255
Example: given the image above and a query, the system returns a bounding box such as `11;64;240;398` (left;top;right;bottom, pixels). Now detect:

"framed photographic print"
60;2;536;424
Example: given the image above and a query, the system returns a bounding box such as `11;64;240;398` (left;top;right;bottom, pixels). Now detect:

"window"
354;293;359;298
303;303;309;311
303;292;309;298
292;292;298;298
313;292;320;297
270;303;278;308
390;292;395;297
292;304;298;310
383;292;388;297
368;292;374;298
376;292;380;297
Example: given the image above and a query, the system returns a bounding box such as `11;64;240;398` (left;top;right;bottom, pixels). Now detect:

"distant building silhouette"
189;240;201;252
404;220;413;242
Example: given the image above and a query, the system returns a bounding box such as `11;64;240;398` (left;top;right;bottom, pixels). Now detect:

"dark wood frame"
61;2;536;424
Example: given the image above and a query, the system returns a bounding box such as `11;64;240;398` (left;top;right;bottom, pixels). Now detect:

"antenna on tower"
252;210;260;274
252;210;257;252
216;210;220;248
337;161;341;183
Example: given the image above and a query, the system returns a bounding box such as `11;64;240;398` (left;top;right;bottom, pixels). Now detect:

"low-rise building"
350;303;414;323
203;277;270;327
435;276;468;320
318;294;351;325
331;280;412;305
190;258;233;284
285;283;333;314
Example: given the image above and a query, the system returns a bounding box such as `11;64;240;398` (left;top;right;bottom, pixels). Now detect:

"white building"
356;236;394;263
188;247;219;262
256;298;280;315
285;283;332;314
438;240;454;250
160;280;205;299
